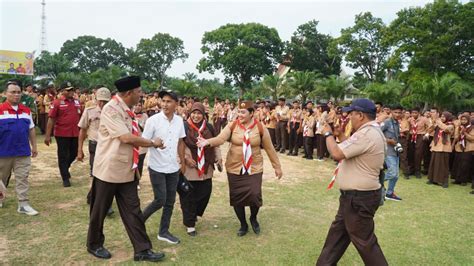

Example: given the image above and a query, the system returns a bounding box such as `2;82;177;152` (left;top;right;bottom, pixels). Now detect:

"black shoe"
426;180;433;185
237;225;248;237
301;155;307;159
442;183;448;188
306;157;314;160
279;149;285;154
63;179;71;187
187;231;197;237
87;247;111;259
250;219;260;235
134;249;165;262
106;207;114;217
292;152;298;156
415;173;421;179
157;231;180;244
286;152;292;156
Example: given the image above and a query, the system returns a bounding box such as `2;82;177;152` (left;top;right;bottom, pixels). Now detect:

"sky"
1;0;434;79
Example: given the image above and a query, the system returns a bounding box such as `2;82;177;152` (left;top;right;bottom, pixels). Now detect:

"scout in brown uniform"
399;110;411;178
317;99;388;266
179;102;222;236
262;104;277;147
86;76;165;262
275;97;289;153
302;108;316;159
407;108;430;178
451;114;474;187
287;100;303;156
197;100;282;236
427;112;454;188
334;110;352;142
315;104;330;161
422;109;435;174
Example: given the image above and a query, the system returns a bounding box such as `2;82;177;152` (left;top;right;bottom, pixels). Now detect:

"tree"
403;72;472;110
130;33;188;86
260;74;285;100
34;51;73;79
88;65;129;91
364;80;404;106
318;75;352;103
286;71;319;104
286;20;341;76
388;0;473;81
334;12;394;83
198;23;284;97
59;35;128;73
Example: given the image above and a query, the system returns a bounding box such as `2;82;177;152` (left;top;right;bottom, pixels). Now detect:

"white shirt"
142;111;186;174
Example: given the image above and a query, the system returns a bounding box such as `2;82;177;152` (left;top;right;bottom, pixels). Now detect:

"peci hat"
342;98;376;114
60;81;74;91
96;87;111;101
158;90;179;102
114;76;140;92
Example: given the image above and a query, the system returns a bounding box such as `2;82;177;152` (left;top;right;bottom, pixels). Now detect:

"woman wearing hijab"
451;115;473;187
179;103;222;236
427;111;454;188
197;100;282;236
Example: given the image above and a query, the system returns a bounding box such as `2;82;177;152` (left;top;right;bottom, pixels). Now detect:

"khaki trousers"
0;156;31;202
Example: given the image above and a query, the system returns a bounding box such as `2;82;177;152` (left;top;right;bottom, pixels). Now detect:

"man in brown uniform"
408;108;430;178
86;76;165;262
317;98;388;266
275;97;289;153
287;100;303;156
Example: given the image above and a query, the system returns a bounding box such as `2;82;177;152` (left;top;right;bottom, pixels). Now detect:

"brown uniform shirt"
337;121;385;191
288;109;303;125
302;115;316;137
275;105;289;122
454;125;474;152
93;96;136;183
78;106;101;142
409;116;430;135
430;120;454;152
207;122;282;175
183;146;222;181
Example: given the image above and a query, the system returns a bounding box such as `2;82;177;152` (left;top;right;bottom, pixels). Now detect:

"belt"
340;188;381;197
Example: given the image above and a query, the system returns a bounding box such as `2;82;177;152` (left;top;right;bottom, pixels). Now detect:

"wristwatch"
324;131;333;138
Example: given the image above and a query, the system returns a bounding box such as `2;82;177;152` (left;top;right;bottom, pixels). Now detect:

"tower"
39;0;48;52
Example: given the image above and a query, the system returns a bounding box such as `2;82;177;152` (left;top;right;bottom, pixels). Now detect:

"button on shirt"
142;111;186;174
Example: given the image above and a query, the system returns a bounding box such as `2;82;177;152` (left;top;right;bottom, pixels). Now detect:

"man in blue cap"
316;98;388;265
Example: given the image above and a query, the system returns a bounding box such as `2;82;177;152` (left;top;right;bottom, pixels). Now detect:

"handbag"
177;172;193;194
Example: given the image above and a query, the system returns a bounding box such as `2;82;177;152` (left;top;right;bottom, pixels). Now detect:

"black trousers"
422;136;433;174
86;140;97;204
267;128;277;147
178;179;212;228
303;136;314;159
316;189;387;266
408;135;424;175
288;122;301;154
87;177;152;253
137;153;146;179
316;135;328;159
55;136;78;181
276;121;289;151
38;113;47;134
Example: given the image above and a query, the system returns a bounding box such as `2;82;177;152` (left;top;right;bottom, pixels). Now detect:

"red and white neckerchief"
238;119;258;175
411;120;418;143
327;161;342;190
187;118;207;177
303;124;309;137
291;111;298;127
114;96;139;170
459;125;470;150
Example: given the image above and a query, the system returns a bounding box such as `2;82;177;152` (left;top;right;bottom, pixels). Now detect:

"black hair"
365;112;376;120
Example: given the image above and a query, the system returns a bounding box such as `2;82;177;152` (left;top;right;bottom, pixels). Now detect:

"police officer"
86;76;165;261
316;99;388;266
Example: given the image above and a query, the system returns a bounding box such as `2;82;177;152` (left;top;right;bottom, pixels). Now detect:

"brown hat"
190;102;205;115
238;100;254;109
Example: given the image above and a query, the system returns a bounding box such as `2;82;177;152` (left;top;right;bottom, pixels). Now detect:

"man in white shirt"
142;90;186;245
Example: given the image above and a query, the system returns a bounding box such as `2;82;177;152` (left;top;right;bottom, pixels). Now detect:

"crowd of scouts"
0;76;473;263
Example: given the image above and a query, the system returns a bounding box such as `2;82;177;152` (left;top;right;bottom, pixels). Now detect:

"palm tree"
260;74;285;100
364;80;403;105
287;71;319;103
319;75;352;103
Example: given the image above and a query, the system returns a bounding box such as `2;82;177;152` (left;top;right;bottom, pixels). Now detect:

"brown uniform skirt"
452;151;473;183
227;172;263;207
428;152;450;185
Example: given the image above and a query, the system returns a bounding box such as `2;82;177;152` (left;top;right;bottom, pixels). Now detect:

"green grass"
1;135;473;265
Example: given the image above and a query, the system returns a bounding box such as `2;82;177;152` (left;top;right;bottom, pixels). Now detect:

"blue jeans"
384;156;399;195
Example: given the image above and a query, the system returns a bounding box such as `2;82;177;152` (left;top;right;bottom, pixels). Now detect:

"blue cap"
342;98;376;114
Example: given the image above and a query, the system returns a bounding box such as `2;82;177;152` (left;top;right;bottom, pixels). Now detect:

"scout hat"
96;87;111;101
114;76;140;92
238;100;254;110
342;98;376;114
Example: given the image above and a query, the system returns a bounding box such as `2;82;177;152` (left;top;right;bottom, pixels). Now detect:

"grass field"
1;135;473;265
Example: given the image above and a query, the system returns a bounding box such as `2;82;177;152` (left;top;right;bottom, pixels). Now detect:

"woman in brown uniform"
197;100;282;236
427;112;454;188
179;102;222;236
451;115;474;187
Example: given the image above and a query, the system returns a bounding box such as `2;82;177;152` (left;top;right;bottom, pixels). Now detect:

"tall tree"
286;20;341;76
130;33;188;86
88;65;128;90
59;35;128;73
34;51;73;79
388;0;473;81
286;71;318;104
318;75;352;103
364;80;404;106
198;23;283;97
334;12;393;83
260;74;285;100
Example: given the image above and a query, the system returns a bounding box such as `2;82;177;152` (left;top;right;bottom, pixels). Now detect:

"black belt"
340;188;381;197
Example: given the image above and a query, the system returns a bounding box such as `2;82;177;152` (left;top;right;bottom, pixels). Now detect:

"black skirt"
227;172;263;207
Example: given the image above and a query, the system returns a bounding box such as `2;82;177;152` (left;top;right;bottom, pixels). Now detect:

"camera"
394;143;403;153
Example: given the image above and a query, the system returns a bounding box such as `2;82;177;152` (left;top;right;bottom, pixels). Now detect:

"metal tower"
39;0;48;52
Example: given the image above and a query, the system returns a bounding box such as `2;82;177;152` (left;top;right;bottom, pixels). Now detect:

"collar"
114;95;132;113
159;111;175;122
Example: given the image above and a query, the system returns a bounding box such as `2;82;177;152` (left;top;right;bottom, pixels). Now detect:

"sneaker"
385;193;402;201
17;204;39;216
157;231;180;244
63;179;71;187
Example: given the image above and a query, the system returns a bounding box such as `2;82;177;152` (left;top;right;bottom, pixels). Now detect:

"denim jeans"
142;169;179;235
384;155;399;195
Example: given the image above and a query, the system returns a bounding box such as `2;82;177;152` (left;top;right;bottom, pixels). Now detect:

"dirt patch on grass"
0;237;7;264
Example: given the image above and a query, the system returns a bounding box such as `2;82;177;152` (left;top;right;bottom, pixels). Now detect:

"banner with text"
0;50;34;76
